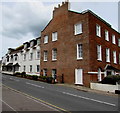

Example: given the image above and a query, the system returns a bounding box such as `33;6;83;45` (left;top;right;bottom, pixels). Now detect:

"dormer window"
30;41;34;47
24;44;27;49
37;39;40;45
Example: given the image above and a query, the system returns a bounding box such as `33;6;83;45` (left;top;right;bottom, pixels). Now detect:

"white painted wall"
90;82;119;93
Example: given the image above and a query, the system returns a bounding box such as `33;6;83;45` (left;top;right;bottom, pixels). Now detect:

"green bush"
13;72;21;76
32;75;38;80
46;76;53;83
21;72;26;77
101;75;120;85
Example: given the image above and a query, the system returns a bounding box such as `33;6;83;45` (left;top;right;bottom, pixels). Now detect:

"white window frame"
52;49;57;61
97;45;102;61
119;53;120;64
44;36;48;44
77;44;83;60
96;24;101;37
106;48;110;62
44;51;48;61
105;30;109;41
112;35;116;44
43;69;47;76
52;32;58;41
37;39;40;45
74;22;82;35
52;69;57;78
113;51;117;64
118;38;120;47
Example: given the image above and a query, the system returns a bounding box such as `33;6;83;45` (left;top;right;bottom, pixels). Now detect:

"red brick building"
40;2;120;87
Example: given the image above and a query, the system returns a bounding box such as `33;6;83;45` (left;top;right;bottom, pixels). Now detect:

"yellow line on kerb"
2;84;71;113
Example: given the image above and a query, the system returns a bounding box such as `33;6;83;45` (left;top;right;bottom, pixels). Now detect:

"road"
1;73;119;113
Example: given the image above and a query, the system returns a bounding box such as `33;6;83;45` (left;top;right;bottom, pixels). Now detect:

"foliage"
101;75;120;85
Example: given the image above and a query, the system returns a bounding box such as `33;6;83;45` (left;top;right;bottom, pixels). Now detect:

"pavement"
56;83;118;97
2;86;59;112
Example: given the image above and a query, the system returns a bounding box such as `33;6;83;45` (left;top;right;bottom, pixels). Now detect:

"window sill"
77;58;83;60
43;60;47;62
52;40;57;42
97;59;102;62
74;32;82;36
52;59;57;62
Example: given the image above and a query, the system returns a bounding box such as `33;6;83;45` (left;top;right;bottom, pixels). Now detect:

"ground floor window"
37;65;40;72
98;68;101;81
43;69;47;76
52;69;57;79
23;65;26;72
30;65;32;72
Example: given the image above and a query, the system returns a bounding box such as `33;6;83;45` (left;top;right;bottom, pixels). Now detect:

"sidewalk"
56;83;118;97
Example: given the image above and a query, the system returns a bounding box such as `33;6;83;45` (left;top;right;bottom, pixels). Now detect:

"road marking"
2;84;70;113
0;99;18;113
26;82;44;88
26;96;59;111
10;78;19;82
62;92;116;107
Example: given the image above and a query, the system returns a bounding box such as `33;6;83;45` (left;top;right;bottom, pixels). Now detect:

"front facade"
1;37;40;76
40;2;120;87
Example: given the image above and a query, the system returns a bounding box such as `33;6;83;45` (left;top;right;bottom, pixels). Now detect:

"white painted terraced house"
1;37;40;76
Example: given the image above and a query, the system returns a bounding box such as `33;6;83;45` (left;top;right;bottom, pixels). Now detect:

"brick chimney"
53;1;70;18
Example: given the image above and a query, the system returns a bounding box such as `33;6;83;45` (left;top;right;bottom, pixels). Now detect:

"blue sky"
0;0;119;59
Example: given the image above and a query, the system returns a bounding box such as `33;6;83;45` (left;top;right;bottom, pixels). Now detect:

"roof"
42;5;119;34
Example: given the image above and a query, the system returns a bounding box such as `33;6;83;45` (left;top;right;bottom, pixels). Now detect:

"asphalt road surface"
1;73;119;113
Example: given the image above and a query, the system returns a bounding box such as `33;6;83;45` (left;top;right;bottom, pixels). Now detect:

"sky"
0;0;119;60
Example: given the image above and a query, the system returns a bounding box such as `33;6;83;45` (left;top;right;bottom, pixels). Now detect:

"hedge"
101;75;120;85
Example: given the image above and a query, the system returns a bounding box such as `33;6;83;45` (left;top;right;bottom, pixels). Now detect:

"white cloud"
0;0;119;60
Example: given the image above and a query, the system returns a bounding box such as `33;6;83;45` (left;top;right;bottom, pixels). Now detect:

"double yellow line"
2;84;71;113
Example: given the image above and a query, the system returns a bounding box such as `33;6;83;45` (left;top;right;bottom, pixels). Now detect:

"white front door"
75;69;83;85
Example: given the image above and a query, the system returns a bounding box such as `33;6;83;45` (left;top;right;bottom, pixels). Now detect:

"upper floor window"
37;51;40;59
118;38;120;47
15;56;17;61
97;45;102;61
74;23;82;35
113;51;117;64
112;35;116;44
77;44;83;59
44;36;48;44
30;53;33;60
96;24;101;37
105;30;109;41
119;53;120;64
52;48;57;61
37;39;40;45
44;51;48;61
106;48;110;62
23;54;26;60
52;32;58;41
7;56;9;62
